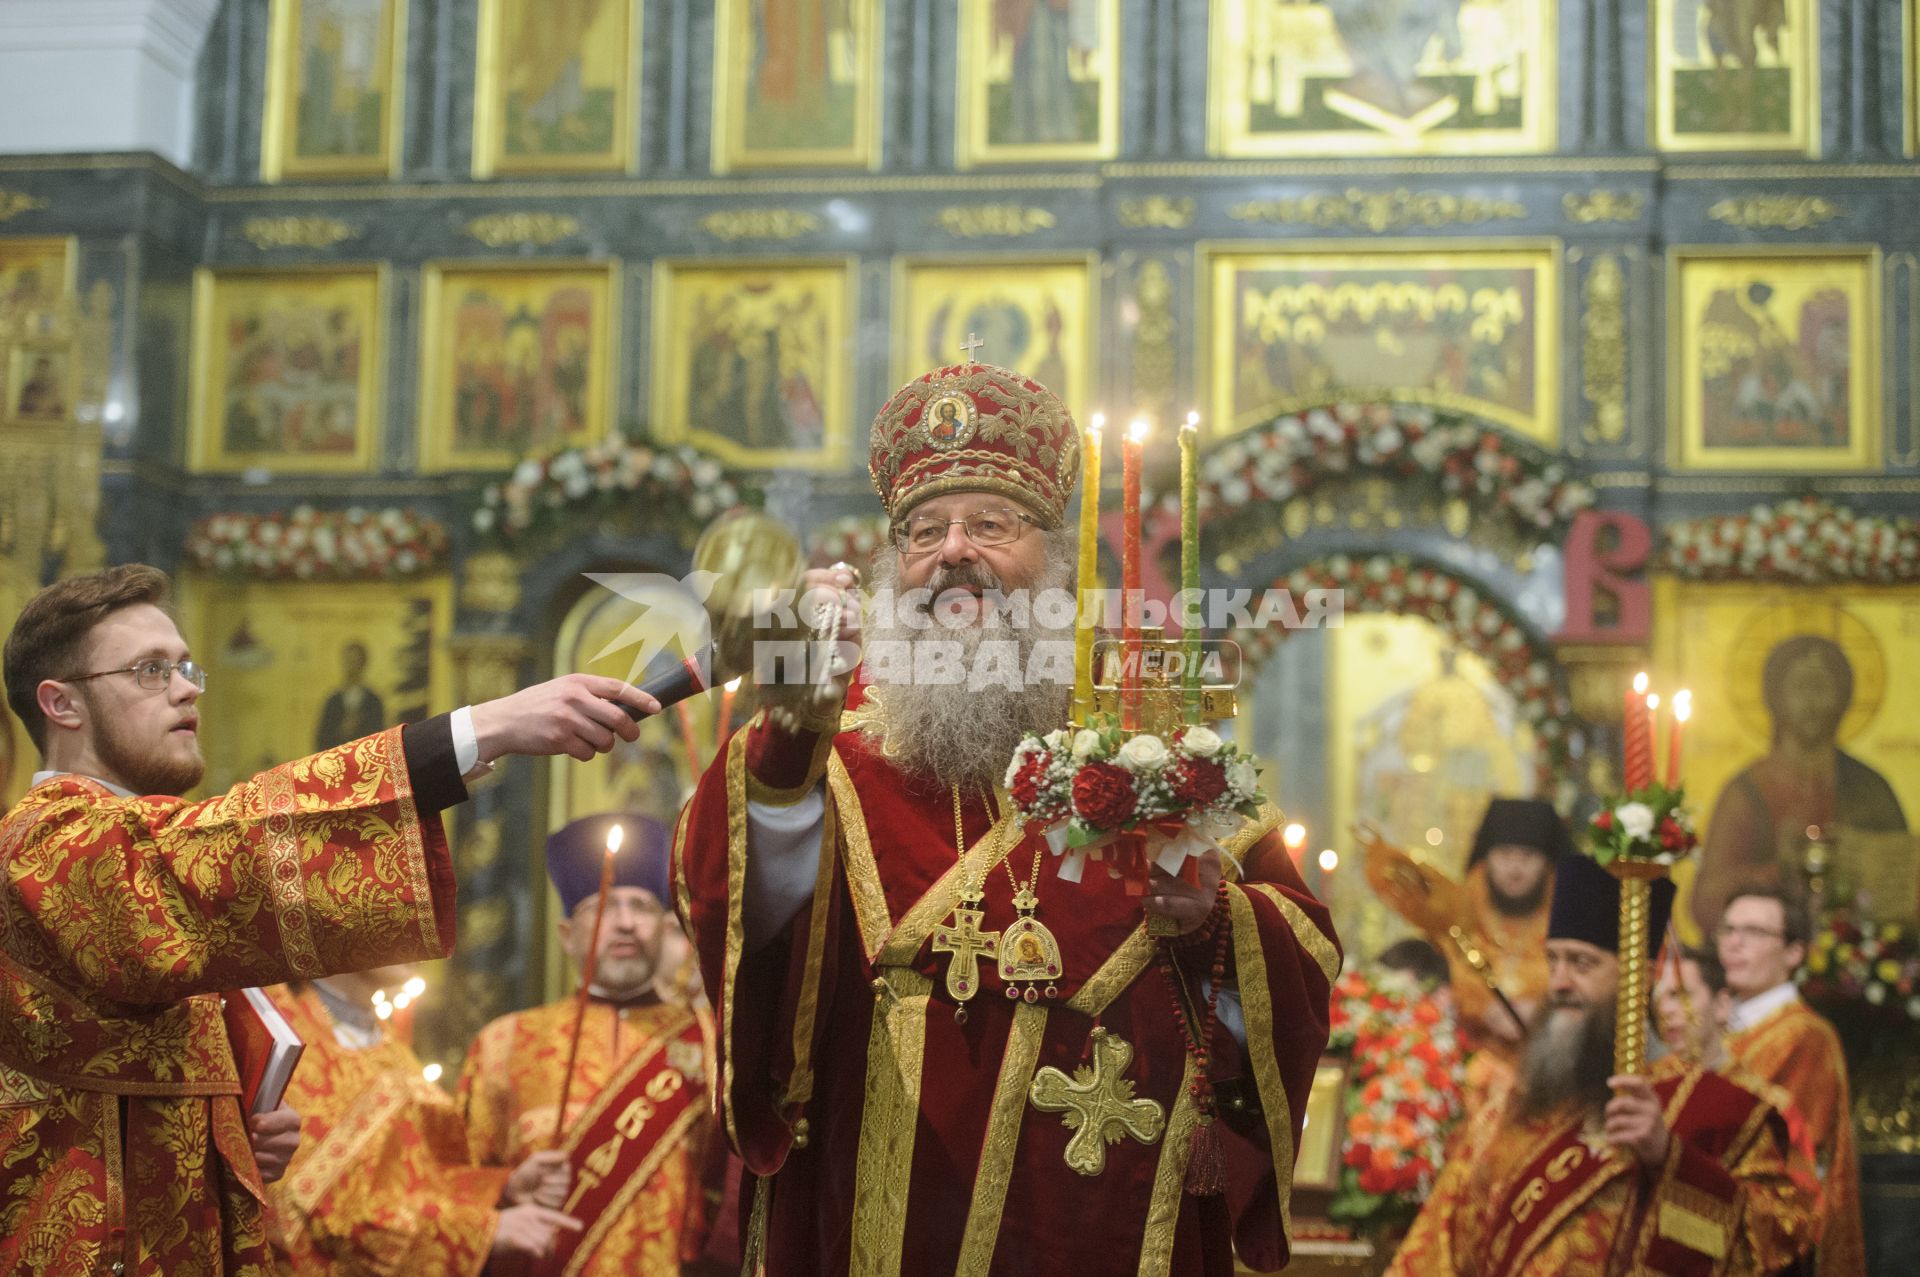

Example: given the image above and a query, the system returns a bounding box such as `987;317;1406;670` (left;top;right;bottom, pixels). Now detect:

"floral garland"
807;514;892;569
471;438;749;549
1231;554;1574;780
1006;719;1263;887
1325;967;1467;1233
1800;910;1920;1022
1662;498;1920;584
1177;403;1594;550
186;507;449;580
1587;784;1697;866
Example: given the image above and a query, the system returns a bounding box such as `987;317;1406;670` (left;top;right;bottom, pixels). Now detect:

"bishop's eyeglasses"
64;658;209;693
891;508;1037;555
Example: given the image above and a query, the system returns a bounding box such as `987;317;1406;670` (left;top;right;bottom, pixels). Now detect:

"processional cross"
1028;1028;1167;1175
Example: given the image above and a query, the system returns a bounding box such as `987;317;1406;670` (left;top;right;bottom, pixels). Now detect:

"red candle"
1121;419;1146;730
1623;672;1652;791
673;702;702;778
1667;690;1691;787
553;823;621;1146
718;677;741;759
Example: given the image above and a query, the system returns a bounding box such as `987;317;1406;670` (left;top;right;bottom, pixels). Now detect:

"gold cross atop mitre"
1028;1028;1166;1175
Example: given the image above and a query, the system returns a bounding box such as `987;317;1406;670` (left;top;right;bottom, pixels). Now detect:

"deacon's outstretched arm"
0;674;656;1006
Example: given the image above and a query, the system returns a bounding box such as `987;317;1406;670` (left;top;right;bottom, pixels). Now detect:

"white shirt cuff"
743;788;826;949
451;705;482;776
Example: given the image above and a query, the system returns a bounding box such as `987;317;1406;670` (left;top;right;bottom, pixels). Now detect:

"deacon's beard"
860;536;1075;791
87;691;205;797
1514;994;1618;1121
1488;869;1550;919
585;951;658;1001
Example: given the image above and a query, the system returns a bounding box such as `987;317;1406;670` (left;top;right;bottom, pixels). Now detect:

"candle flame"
1673;689;1692;722
1632;671;1649;695
1646;692;1660;712
1128;418;1149;444
393;992;411;1011
422;1063;443;1084
1317;848;1339;872
371;989;388;1005
1184;409;1200;429
1282;822;1307;850
402;977;426;999
1089;412;1105;435
605;823;623;857
374;1001;393;1021
724;676;742;692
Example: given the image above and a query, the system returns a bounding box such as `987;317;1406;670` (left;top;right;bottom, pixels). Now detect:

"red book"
222;987;305;1115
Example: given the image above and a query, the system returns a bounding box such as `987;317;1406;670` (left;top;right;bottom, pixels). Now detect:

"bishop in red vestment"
1385;855;1819;1277
675;363;1341;1276
0;565;657;1275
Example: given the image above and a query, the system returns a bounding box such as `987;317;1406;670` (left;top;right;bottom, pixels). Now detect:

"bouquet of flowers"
1799;910;1920;1022
1004;718;1263;889
1325;967;1467;1233
1586;782;1697;867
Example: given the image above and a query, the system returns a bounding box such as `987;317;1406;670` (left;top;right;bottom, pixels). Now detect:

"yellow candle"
1073;414;1104;724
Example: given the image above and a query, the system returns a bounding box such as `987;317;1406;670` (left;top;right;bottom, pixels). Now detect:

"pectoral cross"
932;897;999;1004
1028;1028;1166;1175
959;331;986;364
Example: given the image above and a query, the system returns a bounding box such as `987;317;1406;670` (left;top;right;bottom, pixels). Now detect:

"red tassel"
1184;1116;1226;1196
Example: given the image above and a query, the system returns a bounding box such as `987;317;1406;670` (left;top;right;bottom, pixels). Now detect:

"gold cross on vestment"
932;901;999;1002
960;331;986;363
1029;1028;1167;1175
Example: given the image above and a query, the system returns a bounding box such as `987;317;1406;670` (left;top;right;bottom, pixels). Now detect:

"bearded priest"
674;362;1341;1277
1384;854;1820;1277
458;813;719;1275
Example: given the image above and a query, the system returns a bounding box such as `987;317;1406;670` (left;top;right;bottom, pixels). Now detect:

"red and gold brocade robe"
1724;998;1865;1277
1384;1064;1819;1277
673;705;1341;1277
457;995;718;1274
267;984;505;1276
0;726;460;1277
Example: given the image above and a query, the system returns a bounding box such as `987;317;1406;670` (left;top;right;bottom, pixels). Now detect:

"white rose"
1071;729;1102;762
1181;726;1223;758
1117;734;1170;771
1226;759;1258;797
1615;802;1655;840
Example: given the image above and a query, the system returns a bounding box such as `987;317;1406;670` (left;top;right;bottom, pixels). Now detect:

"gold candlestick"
1608;859;1667;1076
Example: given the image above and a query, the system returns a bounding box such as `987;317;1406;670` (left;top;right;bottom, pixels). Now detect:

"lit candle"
718;677;742;757
1624;672;1652;791
1667;690;1691;787
1121;419;1147;731
554;823;622;1146
673;702;701;778
1073;414;1104;724
1179;411;1201;724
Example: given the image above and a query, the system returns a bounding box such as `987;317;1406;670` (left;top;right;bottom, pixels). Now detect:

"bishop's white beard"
860;536;1075;791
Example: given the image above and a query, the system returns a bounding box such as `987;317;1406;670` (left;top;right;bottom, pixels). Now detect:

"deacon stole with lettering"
266;984;505;1276
673;700;1340;1277
1386;1063;1820;1277
1725;999;1865;1277
0;727;458;1277
457;996;717;1275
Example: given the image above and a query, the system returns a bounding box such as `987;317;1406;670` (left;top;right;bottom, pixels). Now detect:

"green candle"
1180;411;1201;724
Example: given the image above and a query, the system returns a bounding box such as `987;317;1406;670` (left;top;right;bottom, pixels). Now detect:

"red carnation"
1593;810;1614;832
1072;762;1138;828
1010;754;1050;808
1169;758;1229;806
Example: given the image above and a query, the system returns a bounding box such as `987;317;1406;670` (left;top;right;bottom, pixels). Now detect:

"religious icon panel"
1203;243;1559;445
262;0;405;180
188;265;385;474
1652;0;1816;152
418;261;619;473
1206;0;1556;157
0;236;74;304
176;573;454;798
473;0;638;176
956;0;1120;167
5;347;72;424
894;256;1097;418
651;258;856;470
1670;248;1879;472
711;0;882;172
1655;580;1920;942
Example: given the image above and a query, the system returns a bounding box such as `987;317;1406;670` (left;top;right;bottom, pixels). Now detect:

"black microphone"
622;649;716;720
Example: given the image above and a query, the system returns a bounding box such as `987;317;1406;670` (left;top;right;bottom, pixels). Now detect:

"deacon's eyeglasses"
64;658;208;693
892;508;1037;555
1713;923;1787;945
